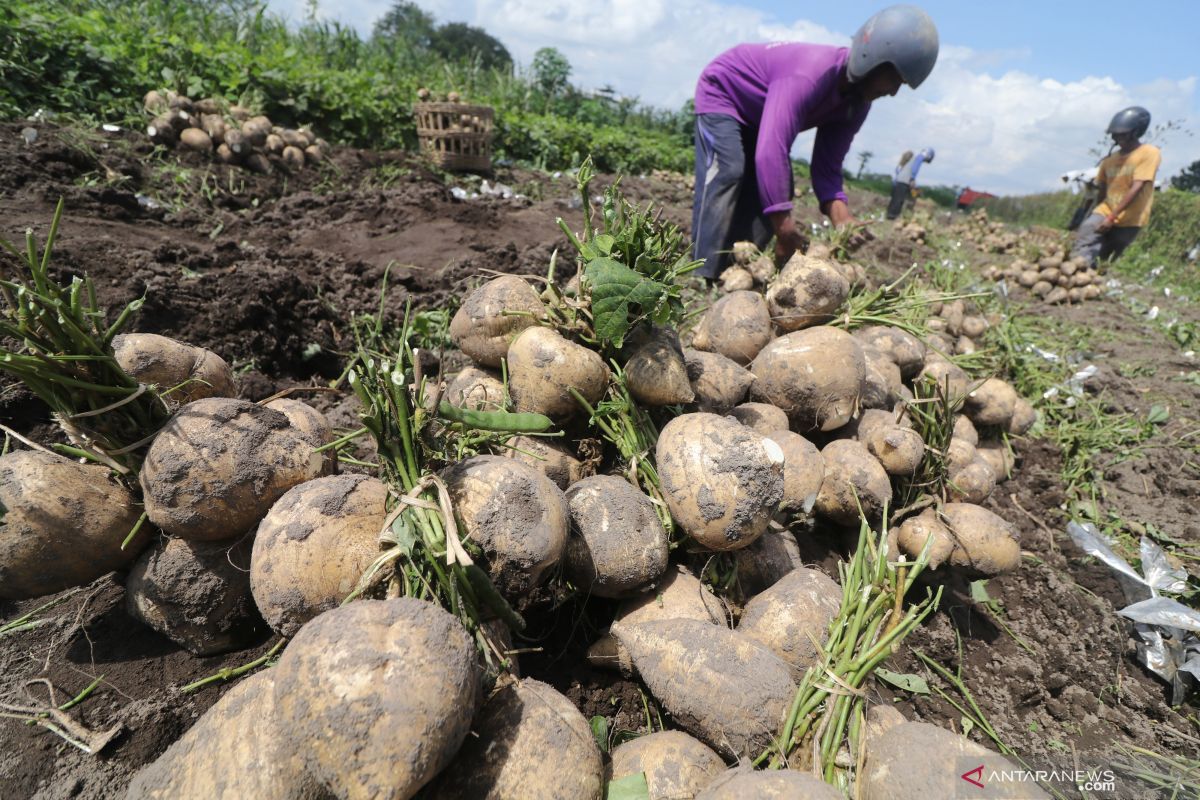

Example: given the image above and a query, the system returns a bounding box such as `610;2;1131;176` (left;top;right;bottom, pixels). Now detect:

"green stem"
181;638;286;692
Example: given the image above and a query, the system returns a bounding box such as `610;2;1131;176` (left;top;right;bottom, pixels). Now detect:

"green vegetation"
976;190;1078;228
0;199;170;475
844;171;962;211
1173;159;1200;192
757;518;940;789
1117;189;1200;285
0;0;693;173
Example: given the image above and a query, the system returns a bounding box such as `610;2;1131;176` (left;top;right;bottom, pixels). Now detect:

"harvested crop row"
0;171;1051;799
143;89;329;173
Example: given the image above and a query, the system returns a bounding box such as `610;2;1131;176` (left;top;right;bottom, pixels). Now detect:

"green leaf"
969;579;989;603
387;512;418;556
961;716;975;738
605;772;651;800
875;668;930;694
1146;404;1170;425
593;233;615;256
969;579;1000;614
585;257;668;349
589;715;609;753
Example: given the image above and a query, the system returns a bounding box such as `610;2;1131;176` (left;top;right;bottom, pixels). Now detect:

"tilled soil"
1;121;1197;798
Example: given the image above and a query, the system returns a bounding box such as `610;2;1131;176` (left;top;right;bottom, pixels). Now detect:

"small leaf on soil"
1146;404;1170;425
590;714;609;753
969;579;1002;614
876;668;930;694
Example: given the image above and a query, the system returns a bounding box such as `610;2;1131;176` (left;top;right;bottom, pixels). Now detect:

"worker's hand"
1097;214;1116;232
841;220;875;250
769;213;809;266
773;225;809;266
826;200;872;250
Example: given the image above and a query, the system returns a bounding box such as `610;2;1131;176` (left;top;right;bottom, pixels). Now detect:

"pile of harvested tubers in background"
143;89;329;173
984;250;1106;305
0;166;1051;800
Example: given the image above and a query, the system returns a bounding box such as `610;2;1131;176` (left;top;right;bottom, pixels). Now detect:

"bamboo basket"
414;102;494;171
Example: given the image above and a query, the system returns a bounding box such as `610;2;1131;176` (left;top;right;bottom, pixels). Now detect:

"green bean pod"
438;400;552;433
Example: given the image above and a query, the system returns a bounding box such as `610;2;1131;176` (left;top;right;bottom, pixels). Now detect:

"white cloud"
270;0;1200;194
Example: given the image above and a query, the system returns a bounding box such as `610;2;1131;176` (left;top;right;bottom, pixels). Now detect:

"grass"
340;300;527;663
0;199;171;475
980;306;1162;524
1111;743;1200;797
756;516;941;789
1106;190;1200;296
977;190;1079;229
896;375;965;510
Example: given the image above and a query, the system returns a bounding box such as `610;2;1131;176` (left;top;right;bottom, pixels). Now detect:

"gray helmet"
848;5;940;89
1107;106;1150;138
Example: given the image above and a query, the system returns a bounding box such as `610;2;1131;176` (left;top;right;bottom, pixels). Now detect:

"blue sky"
268;0;1200;194
751;1;1199;87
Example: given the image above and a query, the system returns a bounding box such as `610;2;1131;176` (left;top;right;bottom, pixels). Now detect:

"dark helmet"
1107;106;1151;138
849;5;940;89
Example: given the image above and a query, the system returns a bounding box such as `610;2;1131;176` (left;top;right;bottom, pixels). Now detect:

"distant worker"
1073;106;1161;266
887;146;934;219
690;5;940;279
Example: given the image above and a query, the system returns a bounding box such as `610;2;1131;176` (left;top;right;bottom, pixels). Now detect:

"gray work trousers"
1073;213;1140;266
690;113;786;279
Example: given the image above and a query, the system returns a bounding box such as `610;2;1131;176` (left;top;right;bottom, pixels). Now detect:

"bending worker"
691;5;939;279
887;146;934;219
1074;106;1161;266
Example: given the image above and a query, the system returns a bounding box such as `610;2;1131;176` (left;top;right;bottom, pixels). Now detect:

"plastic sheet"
1043;365;1098;408
1065;521;1199;703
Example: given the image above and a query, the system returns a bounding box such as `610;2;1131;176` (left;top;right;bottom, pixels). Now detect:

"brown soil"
1;120;1198;798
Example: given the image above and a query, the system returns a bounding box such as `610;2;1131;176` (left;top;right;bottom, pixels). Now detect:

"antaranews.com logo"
955;757;1117;797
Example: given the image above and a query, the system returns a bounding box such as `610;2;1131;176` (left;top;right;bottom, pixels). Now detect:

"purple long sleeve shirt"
695;43;870;214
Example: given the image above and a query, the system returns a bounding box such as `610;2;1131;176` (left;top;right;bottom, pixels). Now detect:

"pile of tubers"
953;208;1024;254
143;89;329;173
0;218;1048;798
985;250;1105;304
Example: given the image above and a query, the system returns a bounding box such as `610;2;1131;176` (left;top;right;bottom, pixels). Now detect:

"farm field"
1;112;1199;800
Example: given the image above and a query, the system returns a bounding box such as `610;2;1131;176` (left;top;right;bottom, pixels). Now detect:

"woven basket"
414;102;494;171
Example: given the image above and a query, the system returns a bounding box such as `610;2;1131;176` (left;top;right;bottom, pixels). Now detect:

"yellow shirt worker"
1074;106;1161;266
